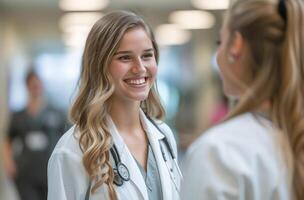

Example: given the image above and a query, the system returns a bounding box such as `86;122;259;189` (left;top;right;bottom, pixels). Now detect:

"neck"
109;98;142;135
27;96;44;116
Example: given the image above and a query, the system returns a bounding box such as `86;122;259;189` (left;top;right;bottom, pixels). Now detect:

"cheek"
216;49;235;95
216;49;226;77
216;46;226;67
109;63;125;81
150;65;157;77
147;61;158;78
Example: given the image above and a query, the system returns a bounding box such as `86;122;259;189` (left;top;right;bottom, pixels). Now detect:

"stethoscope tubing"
85;117;182;199
110;137;182;187
110;114;182;187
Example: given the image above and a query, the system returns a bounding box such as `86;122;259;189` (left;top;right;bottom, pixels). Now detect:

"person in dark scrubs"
3;70;68;200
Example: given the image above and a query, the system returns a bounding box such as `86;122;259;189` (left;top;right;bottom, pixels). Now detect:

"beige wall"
0;13;20;200
0;14;9;200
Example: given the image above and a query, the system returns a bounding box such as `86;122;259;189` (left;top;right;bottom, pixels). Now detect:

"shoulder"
10;109;26;120
190;112;273;154
50;125;83;162
186;112;281;181
42;106;67;123
181;113;290;199
8;110;27;134
48;126;91;200
46;106;65;117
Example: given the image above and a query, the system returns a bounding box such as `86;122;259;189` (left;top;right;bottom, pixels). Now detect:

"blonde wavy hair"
69;11;165;199
222;0;304;199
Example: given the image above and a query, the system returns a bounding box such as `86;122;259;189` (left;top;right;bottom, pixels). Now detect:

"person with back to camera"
181;0;304;199
47;11;182;200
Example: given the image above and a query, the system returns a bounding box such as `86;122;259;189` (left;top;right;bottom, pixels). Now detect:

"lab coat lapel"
107;117;149;200
140;111;173;200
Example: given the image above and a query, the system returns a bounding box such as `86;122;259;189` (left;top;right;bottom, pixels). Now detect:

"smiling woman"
109;27;158;103
47;11;182;200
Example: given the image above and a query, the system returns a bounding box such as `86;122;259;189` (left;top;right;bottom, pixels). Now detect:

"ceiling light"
59;0;109;11
155;24;191;46
191;0;229;10
59;12;103;48
169;10;215;29
59;12;103;33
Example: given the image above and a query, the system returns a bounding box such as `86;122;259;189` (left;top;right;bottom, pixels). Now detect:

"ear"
229;31;244;60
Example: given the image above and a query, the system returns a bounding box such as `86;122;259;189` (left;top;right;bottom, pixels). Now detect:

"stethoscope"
110;144;130;186
111;115;182;189
85;117;182;200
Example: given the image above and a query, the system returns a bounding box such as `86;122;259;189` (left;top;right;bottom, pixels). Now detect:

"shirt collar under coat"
106;109;166;200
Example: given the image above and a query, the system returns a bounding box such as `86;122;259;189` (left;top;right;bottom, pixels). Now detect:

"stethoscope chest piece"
117;162;130;181
113;168;124;186
111;144;130;186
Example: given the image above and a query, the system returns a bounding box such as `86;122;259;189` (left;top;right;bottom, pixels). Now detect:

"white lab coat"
48;110;181;200
180;113;291;200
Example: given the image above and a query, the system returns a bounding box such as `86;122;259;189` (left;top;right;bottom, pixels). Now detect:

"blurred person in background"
181;0;304;199
48;11;181;200
3;69;68;200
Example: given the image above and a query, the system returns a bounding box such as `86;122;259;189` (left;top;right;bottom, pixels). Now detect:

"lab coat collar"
106;114;149;200
139;110;173;200
139;110;165;141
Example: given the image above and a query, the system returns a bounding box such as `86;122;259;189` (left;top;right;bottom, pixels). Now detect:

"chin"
133;95;149;102
128;92;150;102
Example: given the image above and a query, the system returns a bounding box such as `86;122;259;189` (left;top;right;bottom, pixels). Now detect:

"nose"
132;57;146;74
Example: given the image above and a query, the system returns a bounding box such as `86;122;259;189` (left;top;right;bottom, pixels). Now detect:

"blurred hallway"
0;0;229;199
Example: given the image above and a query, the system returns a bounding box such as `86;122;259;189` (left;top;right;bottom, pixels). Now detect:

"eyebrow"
114;48;154;56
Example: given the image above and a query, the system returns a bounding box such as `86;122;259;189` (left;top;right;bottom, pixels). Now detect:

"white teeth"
126;78;146;85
